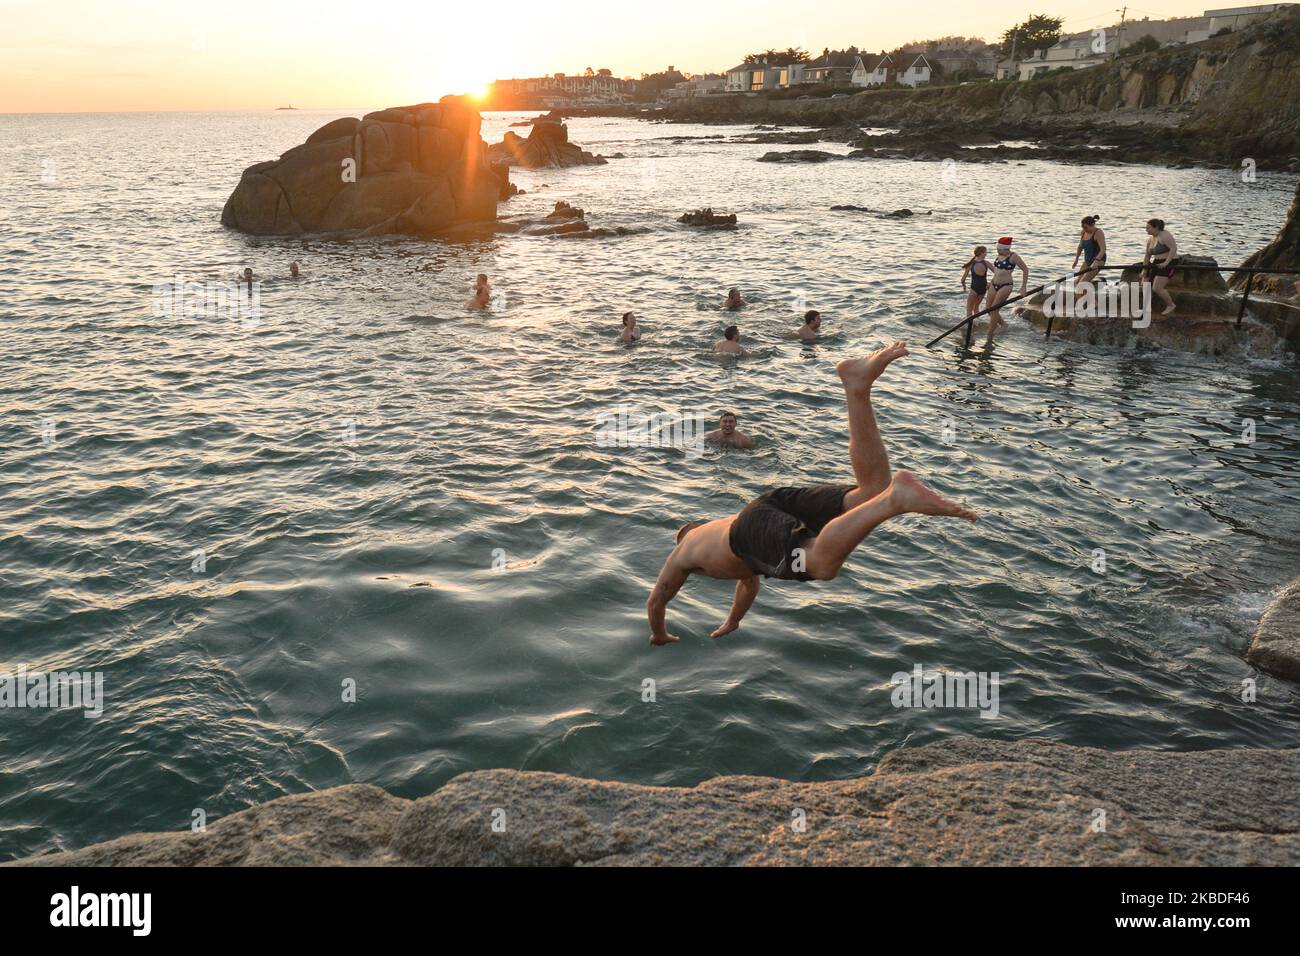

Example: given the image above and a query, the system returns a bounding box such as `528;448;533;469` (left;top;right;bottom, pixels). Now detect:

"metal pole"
1237;272;1254;328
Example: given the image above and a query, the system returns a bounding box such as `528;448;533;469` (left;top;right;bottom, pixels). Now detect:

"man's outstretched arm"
710;575;760;639
647;554;690;646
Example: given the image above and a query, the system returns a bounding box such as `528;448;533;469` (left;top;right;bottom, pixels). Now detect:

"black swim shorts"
728;484;854;581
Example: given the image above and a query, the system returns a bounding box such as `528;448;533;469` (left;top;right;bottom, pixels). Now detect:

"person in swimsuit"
646;342;977;645
1143;219;1179;316
621;311;641;343
960;245;989;319
796;310;822;341
704;412;754;449
1071;215;1106;300
241;267;254;291
985;237;1027;346
713;324;750;356
723;287;746;311
466;273;491;310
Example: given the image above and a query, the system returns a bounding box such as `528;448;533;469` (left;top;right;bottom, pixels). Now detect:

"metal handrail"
926;263;1300;348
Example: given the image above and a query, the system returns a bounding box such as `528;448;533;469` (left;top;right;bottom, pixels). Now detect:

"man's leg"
836;341;907;511
804;472;977;581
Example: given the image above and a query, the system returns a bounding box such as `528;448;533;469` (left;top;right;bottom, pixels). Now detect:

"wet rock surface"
13;738;1300;866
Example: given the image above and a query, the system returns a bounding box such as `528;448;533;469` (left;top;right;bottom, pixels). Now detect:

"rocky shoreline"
636;10;1300;173
10;736;1299;866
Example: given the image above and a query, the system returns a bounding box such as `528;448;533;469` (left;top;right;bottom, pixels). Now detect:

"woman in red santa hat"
985;236;1028;346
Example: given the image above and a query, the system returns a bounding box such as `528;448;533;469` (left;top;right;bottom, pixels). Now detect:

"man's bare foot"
888;470;977;521
650;633;681;646
710;621;739;639
836;341;909;395
1163;304;1176;316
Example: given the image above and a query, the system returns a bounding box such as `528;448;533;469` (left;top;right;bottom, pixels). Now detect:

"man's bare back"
646;343;977;646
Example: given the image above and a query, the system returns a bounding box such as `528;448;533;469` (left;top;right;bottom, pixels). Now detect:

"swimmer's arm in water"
647;550;691;645
710;575;760;639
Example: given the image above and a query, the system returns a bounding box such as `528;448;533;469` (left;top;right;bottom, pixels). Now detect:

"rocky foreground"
11;737;1299;866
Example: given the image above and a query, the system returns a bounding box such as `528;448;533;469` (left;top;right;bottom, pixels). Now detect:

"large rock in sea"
9;738;1300;865
1247;576;1300;682
1230;179;1300;295
220;97;506;237
487;113;606;168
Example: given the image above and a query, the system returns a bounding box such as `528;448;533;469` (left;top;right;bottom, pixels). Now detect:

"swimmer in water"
723;287;746;311
647;343;976;645
289;261;301;279
796;310;822;342
1143;219;1179;316
241;267;254;291
704;411;754;450
1071;215;1106;299
621;311;641;343
960;245;989;320
985;237;1027;346
466;273;490;310
713;324;751;356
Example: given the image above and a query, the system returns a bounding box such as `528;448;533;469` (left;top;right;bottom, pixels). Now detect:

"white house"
898;54;933;87
1019;31;1116;80
858;53;895;86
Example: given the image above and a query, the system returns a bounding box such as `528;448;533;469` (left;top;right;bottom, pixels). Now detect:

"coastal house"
802;52;858;85
898;54;934;87
488;73;637;107
1205;3;1296;34
858;53;895;86
725;63;750;92
1019;30;1117;80
668;74;726;99
927;47;998;80
996;58;1021;80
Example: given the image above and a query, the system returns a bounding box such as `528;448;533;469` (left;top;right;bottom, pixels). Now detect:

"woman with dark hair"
621;311;641;343
960;245;989;320
1143;219;1179;316
1072;215;1107;297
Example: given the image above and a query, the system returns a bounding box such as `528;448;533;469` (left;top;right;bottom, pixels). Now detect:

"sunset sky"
4;0;1216;112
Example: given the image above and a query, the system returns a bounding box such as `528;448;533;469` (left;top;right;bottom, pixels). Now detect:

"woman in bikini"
1072;215;1106;300
1143;219;1179;316
985;237;1028;346
960;245;990;320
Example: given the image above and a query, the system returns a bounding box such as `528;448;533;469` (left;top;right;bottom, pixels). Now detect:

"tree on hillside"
1123;34;1161;55
743;47;809;65
998;14;1063;58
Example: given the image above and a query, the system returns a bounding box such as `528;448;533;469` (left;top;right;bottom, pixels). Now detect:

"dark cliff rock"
1231;179;1300;294
488;117;607;168
220;97;502;237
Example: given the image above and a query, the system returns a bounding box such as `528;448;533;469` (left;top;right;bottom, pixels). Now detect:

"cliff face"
10;738;1300;866
1231;179;1300;292
221;96;504;237
666;10;1300;165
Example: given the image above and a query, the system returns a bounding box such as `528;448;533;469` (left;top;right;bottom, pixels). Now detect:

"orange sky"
3;0;1217;112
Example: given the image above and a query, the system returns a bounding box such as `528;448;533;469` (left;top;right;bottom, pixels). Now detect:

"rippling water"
2;109;1298;859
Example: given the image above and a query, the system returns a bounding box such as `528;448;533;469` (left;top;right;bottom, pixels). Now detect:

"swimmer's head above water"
719;411;738;436
803;310;821;332
723;324;739;341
